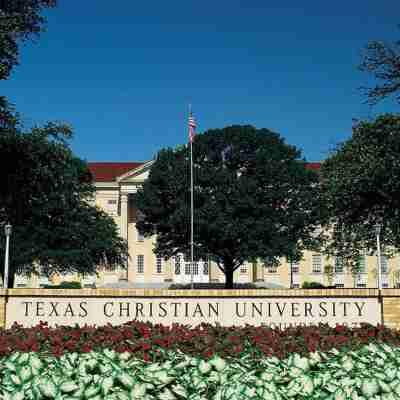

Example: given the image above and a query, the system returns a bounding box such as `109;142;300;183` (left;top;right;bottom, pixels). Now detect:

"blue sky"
2;1;399;162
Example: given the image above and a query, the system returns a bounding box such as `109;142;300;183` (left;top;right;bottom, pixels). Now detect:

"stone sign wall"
5;296;381;328
1;288;398;329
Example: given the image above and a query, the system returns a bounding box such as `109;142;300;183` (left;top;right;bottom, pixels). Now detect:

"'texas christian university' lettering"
7;297;381;328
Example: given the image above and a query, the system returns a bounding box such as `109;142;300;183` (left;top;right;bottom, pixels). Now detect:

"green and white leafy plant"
1;342;400;399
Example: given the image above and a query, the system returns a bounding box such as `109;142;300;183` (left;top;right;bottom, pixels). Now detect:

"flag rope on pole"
188;106;196;289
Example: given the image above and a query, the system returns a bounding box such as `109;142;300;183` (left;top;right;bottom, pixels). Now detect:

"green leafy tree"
0;106;128;287
359;28;400;105
320;114;400;269
323;263;335;287
0;0;56;80
135;125;322;288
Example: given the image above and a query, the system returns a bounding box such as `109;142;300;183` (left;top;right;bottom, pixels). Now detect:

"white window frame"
203;261;209;276
312;254;322;274
156;256;163;274
137;228;144;242
335;257;344;274
184;264;190;275
267;265;278;274
192;262;199;275
137;255;144;274
357;255;366;273
381;256;389;274
291;262;300;274
174;255;181;275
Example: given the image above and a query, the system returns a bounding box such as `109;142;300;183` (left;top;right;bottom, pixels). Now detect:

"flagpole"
189;105;194;290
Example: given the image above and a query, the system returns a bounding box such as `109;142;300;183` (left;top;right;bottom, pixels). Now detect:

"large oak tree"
0;107;128;288
320;114;400;269
359;28;400;105
0;0;56;80
135;125;322;288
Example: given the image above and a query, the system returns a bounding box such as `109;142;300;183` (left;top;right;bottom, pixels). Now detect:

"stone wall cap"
0;288;387;297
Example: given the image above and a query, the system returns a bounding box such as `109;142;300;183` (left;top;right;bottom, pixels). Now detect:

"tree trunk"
8;270;15;289
0;263;15;288
224;261;235;289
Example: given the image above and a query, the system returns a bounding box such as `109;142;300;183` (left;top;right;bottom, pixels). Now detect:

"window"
107;199;117;205
357;283;367;288
268;265;278;274
335;283;344;288
335;257;343;273
292;284;300;289
137;255;144;274
381;256;389;274
185;262;191;275
312;254;322;273
382;282;389;288
291;263;299;274
183;257;200;275
240;265;247;274
174;256;181;275
203;261;209;275
357;256;366;273
156;256;162;274
192;262;199;275
137;228;144;242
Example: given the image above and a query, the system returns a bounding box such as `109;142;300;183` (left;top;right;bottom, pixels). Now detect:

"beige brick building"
13;162;400;289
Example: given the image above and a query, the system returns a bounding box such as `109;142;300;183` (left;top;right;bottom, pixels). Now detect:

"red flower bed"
0;321;399;360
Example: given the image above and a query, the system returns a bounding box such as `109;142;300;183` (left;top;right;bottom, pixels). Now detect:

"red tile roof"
305;162;321;170
88;161;321;182
88;162;144;182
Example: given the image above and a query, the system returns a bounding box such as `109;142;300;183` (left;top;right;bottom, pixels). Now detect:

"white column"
120;193;128;240
120;193;129;280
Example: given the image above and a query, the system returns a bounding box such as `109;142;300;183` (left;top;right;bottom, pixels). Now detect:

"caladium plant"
1;342;400;399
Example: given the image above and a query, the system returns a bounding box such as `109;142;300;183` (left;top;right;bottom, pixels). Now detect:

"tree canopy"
135;125;322;288
359;29;400;105
0;0;56;79
0;106;128;287
320;114;400;268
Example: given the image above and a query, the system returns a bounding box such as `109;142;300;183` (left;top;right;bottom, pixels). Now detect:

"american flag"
189;111;196;143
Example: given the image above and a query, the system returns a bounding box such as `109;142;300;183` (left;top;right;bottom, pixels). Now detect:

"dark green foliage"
42;281;82;289
168;282;259;290
0;0;56;79
0;104;128;287
302;281;326;289
359;29;400;105
135;125;322;288
320;114;400;269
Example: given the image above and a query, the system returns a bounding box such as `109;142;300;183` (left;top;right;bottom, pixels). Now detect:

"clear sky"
2;1;399;163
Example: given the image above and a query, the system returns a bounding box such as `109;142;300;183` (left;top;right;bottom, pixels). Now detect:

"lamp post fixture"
374;223;382;290
3;223;12;289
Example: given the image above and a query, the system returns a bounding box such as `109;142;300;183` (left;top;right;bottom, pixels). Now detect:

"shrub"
169;282;259;290
302;281;325;289
1;321;399;360
42;281;82;289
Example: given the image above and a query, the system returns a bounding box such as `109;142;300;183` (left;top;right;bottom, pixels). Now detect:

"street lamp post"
290;261;294;289
374;223;382;290
3;224;12;289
